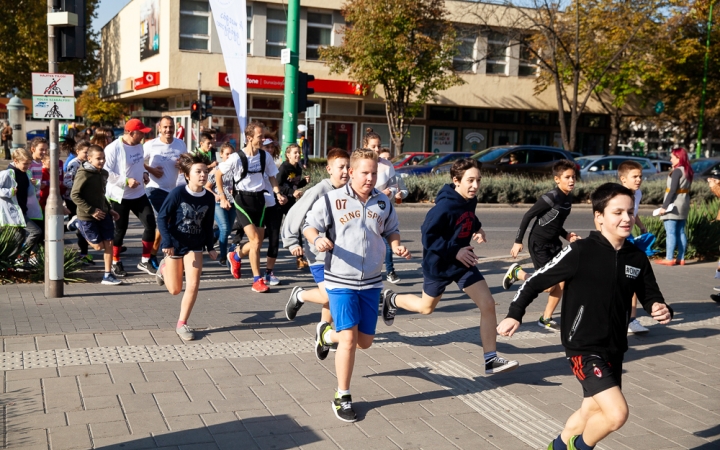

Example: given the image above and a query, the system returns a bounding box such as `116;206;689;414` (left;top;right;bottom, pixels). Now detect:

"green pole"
281;0;300;160
697;0;715;159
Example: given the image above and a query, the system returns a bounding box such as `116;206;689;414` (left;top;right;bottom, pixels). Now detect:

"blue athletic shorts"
423;266;485;298
327;288;381;335
309;264;324;283
77;214;114;245
146;187;170;215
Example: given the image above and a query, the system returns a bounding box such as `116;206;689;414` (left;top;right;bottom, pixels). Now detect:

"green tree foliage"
320;0;463;152
0;0;100;96
77;79;125;125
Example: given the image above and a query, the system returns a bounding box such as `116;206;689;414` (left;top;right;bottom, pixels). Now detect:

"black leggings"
65;198;89;254
111;195;156;246
264;204;281;259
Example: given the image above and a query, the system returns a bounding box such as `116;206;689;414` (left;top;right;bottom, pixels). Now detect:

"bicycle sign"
31;73;75;97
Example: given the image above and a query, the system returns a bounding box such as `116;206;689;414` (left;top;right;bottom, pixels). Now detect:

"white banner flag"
209;0;247;133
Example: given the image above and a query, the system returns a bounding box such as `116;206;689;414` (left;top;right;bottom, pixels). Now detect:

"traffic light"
298;72;315;112
200;93;213;120
190;101;200;121
57;0;87;61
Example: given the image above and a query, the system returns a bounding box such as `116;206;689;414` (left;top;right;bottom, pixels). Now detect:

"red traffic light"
190;101;200;121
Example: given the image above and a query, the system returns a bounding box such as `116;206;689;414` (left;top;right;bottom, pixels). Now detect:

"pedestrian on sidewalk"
283;148;350;323
380;158;518;376
7;148;43;257
502;159;580;331
1;121;12;159
206;142;236;266
64;140;93;265
498;182;674;450
71;145;122;286
655;147;693;266
155;153;217;341
277;143;310;270
259;136;284;286
306;149;410;423
707;169;720;303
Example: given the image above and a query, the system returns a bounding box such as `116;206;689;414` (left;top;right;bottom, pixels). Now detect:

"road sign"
32;96;75;120
31;73;75;97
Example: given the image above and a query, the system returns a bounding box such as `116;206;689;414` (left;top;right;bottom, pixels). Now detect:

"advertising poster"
431;128;456;153
140;0;160;60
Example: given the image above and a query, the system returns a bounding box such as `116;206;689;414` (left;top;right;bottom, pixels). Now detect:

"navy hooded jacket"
421;184;482;281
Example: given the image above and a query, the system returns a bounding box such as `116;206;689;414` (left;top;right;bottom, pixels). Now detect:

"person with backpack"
213;121;287;293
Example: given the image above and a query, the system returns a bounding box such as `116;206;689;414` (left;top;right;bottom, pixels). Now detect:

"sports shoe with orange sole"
228;252;242;278
252;278;269;293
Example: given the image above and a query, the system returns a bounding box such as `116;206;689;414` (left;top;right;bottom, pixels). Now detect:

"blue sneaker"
101;274;122;285
149;255;160;270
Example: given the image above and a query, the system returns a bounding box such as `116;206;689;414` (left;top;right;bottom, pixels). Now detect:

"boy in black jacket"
503;159;580;331
498;183;673;450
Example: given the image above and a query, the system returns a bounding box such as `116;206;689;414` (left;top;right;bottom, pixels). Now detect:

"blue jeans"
214;203;236;257
664;219;687;261
384;237;394;273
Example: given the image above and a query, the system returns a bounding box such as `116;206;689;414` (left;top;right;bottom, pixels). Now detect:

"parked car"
433;145;577;176
396;152;474;177
690;158;720;180
26;129;47;141
390;152;432;169
576;155;658;179
653;160;673;173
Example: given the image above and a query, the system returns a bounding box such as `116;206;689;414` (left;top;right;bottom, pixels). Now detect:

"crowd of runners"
5;117;700;450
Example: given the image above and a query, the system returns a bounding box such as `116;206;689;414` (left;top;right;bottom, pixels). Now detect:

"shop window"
582;114;607;128
428;106;458;121
453;29;476;73
251;97;282;111
519;43;539;77
462;108;489;122
364;103;386;116
247;5;253;55
179;0;210;51
307;11;332;60
493;110;520;124
486;32;509;75
266;8;287;57
493;130;519;146
327;100;356;115
527;112;550;125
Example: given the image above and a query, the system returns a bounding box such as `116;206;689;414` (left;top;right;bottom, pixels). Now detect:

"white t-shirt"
104;139;147;200
375;157;398;196
143;138;187;192
217;150;278;193
634;188;642;216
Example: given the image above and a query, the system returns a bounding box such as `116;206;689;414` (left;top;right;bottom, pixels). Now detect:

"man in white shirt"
144;116;188;270
104;119;157;278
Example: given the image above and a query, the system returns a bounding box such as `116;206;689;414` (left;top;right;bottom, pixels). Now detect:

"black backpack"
237;149;267;182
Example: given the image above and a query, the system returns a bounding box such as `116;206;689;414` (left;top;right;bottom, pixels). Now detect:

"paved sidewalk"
1;249;720;448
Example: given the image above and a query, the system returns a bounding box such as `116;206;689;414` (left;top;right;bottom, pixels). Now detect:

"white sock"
141;256;149;263
337;388;350;396
323;328;334;344
297;290;305;303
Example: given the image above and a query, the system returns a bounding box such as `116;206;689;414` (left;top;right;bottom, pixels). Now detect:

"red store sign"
219;72;363;96
134;72;160;90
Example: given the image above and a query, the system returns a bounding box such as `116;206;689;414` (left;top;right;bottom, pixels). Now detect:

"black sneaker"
120;246;127;253
111;261;127;278
485;356;519;375
315;321;332;361
137;260;157;275
332;392;357;422
386;271;400;284
101;273;122;285
711;294;720;303
381;289;397;326
538;315;560;331
285;286;305;321
503;263;520;290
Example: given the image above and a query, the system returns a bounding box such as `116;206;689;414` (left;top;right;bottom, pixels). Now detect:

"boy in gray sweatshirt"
304;149;411;423
282;149;350;323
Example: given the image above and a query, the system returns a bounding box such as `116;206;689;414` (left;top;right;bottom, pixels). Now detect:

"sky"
93;0;132;33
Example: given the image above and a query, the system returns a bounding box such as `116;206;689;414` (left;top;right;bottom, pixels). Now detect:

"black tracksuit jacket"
507;231;673;358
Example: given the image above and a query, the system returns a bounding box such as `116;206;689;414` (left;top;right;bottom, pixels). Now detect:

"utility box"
7;96;26;149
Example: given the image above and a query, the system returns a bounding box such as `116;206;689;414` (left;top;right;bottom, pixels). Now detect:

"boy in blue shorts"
71;145;121;285
304;149;410;423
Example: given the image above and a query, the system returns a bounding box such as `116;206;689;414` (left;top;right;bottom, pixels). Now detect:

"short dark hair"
450;158;481;181
327;148;349;164
617;160;643;177
87;145;104;156
177;152;210;178
29;137;48;151
75;139;91;154
160;115;174;125
244;121;265;140
591;182;634;214
553;159;576;177
200;132;213;143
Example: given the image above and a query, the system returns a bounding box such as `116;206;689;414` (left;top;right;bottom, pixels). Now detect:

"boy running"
381;159;518;375
498;182;673;450
306;149;410;422
282;148;350;323
503;159;580;331
71;145;122;285
617;160;650;334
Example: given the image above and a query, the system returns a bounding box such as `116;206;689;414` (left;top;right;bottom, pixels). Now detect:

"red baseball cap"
124;118;152;134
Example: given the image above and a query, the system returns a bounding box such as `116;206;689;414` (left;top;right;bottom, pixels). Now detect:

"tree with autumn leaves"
76;79;126;125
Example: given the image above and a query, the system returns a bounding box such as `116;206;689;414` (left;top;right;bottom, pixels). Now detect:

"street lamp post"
696;0;715;159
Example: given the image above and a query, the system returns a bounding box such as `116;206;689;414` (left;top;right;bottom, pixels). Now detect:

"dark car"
390;152;432;169
26;129;47;141
690;158;720;180
396;152;474;177
433;145;577;176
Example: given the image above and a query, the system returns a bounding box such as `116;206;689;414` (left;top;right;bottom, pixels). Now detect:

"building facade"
101;0;612;156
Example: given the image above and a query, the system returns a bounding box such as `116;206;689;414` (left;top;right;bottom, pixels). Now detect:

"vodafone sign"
219;73;363;96
134;72;160;90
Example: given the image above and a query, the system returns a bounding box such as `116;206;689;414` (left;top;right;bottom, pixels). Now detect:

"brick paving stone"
48;424;92;450
160;401;217;417
89;420;132;439
211;431;260;450
126;409;170;434
199;412;247;435
67;406;125;425
5;429;49;450
83;394;121;410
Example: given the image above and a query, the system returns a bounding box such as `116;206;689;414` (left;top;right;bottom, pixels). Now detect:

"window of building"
307;11;332;60
462;108;489;122
493;130;519;146
582;114;607;128
251;97;282;111
526;112;550;125
247;5;253;55
327;100;357;115
453;29;476;73
519;43;538;77
428;105;459;121
486;32;509;75
493;110;520;124
180;0;210;51
364;103;386;116
266;8;287;57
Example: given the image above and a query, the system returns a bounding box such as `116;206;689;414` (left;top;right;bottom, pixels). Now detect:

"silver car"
576;155;659;179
